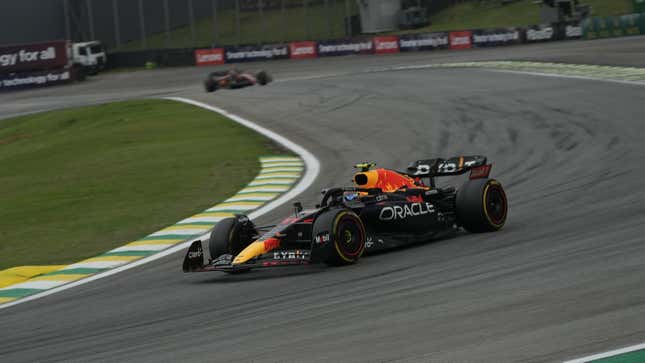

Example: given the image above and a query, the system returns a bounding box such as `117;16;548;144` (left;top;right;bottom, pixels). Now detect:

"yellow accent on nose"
232;241;267;265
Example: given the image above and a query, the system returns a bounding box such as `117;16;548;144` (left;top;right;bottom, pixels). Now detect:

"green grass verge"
0;99;283;270
115;0;633;52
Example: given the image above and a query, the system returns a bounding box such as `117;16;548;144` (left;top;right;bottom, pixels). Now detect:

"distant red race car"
204;69;272;92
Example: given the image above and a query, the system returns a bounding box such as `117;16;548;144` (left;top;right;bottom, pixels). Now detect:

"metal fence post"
212;0;219;45
138;0;147;49
282;0;287;41
188;0;196;47
86;0;95;40
235;0;241;45
345;0;352;38
63;0;71;40
163;0;171;48
304;0;309;39
112;0;121;47
326;0;332;38
259;0;266;44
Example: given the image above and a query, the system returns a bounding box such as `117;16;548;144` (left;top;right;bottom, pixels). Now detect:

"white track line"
0;97;320;311
563;342;645;363
481;68;645;87
278;63;645;87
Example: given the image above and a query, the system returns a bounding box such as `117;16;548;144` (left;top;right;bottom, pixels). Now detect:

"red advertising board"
373;36;400;54
289;41;317;59
449;31;473;50
0;40;69;74
195;48;225;66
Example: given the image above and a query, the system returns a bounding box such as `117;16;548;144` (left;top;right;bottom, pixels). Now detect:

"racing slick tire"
311;209;366;266
204;79;218;93
456;179;508;233
208;217;255;259
256;71;271;86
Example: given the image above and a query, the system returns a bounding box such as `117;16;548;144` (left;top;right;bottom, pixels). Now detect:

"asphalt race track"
1;37;645;362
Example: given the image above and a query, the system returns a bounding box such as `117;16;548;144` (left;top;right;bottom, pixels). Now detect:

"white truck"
70;41;107;75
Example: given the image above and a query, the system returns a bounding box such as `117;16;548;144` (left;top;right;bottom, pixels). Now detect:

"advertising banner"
373;36;400;54
525;25;555;42
449;31;472;50
289;41;317;59
583;17;601;39
398;32;449;52
317;39;373;57
620;13;642;36
0;68;72;92
0;40;69;74
564;23;583;39
471;28;521;47
194;48;225;66
224;44;289;63
584;14;643;39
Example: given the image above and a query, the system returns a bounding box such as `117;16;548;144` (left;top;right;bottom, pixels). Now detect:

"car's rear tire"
456;179;508;233
312;209;366;265
209;217;255;259
256;71;271;86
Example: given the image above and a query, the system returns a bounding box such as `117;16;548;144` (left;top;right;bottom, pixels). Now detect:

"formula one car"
183;156;507;273
204;69;272;92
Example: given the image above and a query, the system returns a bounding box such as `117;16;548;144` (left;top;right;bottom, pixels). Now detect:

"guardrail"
583;12;645;39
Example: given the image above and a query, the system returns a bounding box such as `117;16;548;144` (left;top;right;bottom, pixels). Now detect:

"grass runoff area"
117;0;633;51
0;99;282;270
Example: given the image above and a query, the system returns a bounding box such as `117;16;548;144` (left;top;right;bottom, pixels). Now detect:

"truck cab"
71;41;106;75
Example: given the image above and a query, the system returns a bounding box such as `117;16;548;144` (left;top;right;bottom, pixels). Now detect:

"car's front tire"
204;79;217;93
208;217;255;259
312;209;366;265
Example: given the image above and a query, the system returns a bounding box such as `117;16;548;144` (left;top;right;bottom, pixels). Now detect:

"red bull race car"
183;156;508;273
204;69;272;93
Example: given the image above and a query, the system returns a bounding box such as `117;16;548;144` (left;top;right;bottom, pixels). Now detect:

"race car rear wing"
406;155;490;180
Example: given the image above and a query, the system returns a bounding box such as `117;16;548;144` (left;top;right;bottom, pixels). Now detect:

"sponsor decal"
317;39;373;56
565;25;583;39
449;31;472;50
365;236;384;249
225;44;289;63
379;202;435;221
195;48;225;66
472;28;521;47
0;68;72;92
399;32;449;52
314;232;330;244
373;36;400;54
375;194;388;202
526;26;554;41
187;248;203;259
273;250;310;260
289;41;317;59
0;41;69;73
